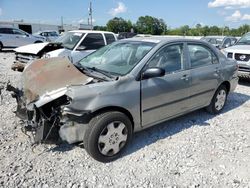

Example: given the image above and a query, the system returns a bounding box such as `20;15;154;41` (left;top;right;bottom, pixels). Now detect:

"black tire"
206;85;228;114
34;41;43;43
84;111;133;163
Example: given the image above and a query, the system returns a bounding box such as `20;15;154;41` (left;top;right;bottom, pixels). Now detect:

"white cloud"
109;2;127;16
77;18;96;24
78;19;86;24
225;10;242;21
225;10;250;21
208;0;250;8
242;14;250;20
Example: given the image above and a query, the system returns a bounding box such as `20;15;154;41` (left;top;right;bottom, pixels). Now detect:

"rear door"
187;43;221;109
0;28;16;47
141;43;191;127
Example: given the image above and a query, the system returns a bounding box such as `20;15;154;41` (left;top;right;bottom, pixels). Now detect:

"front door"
141;43;191;127
12;28;32;46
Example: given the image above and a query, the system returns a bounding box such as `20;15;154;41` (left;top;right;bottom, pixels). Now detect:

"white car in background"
33;30;60;42
222;32;250;78
13;30;117;71
0;27;44;51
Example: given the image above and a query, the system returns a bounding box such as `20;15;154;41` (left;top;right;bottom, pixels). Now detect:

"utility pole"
61;16;64;31
88;1;93;30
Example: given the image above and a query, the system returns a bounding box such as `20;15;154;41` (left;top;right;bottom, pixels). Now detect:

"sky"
0;0;250;28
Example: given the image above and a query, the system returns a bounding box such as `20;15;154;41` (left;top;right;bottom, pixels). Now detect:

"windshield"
236;33;250;45
55;32;84;50
79;41;155;75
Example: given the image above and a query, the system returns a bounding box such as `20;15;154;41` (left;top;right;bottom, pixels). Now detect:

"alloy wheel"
98;121;128;156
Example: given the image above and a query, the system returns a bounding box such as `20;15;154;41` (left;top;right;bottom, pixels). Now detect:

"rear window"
0;28;13;34
104;34;116;44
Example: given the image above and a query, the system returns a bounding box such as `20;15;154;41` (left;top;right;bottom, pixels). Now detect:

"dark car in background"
118;32;137;40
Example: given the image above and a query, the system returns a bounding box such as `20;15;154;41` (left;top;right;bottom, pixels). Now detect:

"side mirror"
142;67;165;80
76;46;87;51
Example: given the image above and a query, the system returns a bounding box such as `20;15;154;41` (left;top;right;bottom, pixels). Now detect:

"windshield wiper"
76;65;113;81
88;67;118;80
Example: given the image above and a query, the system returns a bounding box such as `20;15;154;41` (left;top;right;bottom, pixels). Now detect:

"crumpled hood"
14;42;50;54
224;45;250;54
22;57;91;105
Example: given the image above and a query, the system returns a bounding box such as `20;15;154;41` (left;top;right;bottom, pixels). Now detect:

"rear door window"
188;44;219;68
104;34;116;44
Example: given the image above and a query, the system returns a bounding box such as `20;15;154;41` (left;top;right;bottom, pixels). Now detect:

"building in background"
0;20;92;34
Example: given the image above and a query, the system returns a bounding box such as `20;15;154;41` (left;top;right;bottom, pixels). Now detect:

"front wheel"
206;85;228;114
84;111;133;163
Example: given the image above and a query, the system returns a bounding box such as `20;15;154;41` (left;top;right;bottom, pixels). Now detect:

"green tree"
238;24;250;35
180;25;190;36
93;26;107;31
136;16;166;35
106;17;130;33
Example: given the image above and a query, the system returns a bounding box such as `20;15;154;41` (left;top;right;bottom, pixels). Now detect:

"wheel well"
220;81;230;93
35;41;43;43
92;106;134;130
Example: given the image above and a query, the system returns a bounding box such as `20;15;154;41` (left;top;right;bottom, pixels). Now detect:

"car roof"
37;30;58;33
203;36;236;39
120;36;203;44
69;30;115;35
203;36;226;39
0;27;18;29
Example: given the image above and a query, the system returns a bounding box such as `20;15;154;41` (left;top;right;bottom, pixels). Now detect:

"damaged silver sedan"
11;38;238;162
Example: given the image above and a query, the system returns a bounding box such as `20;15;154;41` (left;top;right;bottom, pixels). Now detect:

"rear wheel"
206;85;228;114
84;111;133;162
34;41;43;43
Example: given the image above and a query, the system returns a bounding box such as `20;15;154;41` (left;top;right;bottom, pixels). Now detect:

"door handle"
181;74;189;81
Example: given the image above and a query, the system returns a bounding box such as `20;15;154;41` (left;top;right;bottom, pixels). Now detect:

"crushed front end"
10;57;94;144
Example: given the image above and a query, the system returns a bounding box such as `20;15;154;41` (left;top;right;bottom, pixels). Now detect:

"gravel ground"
0;51;250;188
